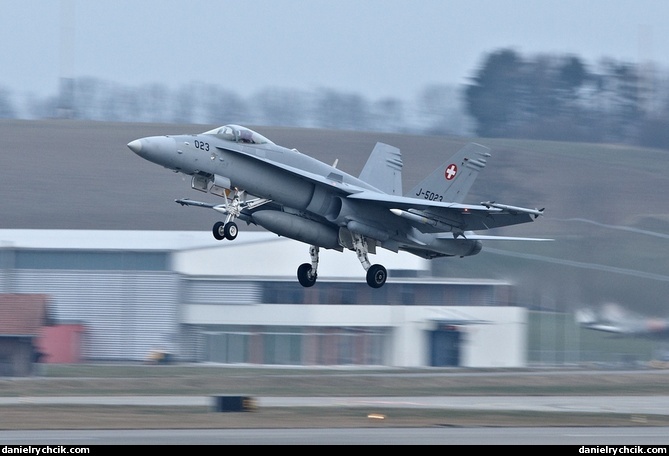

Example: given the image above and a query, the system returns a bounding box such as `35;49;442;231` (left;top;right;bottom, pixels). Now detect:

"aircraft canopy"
203;124;274;145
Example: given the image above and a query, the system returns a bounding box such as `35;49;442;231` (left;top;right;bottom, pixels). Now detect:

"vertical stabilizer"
359;142;403;195
405;143;491;203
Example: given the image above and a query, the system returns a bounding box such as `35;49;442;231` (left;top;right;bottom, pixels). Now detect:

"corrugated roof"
0;229;278;251
0;229;431;277
0;294;50;336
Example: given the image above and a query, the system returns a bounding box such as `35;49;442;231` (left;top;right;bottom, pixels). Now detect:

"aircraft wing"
348;190;544;233
218;145;545;234
216;146;364;195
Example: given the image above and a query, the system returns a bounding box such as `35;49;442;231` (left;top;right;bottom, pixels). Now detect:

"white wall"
459;306;527;367
183;303;527;368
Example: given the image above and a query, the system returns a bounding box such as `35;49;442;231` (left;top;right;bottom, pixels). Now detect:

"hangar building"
0;229;526;369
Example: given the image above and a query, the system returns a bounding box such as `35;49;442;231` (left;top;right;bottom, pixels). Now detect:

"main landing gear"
352;233;387;288
297;245;319;287
202;187;388;288
296;234;388;288
365;264;388;288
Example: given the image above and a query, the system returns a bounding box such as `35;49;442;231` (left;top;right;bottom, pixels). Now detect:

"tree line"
1;48;668;149
465;49;669;149
0;78;468;136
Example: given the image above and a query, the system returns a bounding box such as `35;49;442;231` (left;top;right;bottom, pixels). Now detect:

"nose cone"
126;136;177;166
127;139;142;154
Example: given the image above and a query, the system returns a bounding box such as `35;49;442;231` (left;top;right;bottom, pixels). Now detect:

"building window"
203;331;249;363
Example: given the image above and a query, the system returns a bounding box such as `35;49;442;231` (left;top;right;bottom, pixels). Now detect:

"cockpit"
202;124;274;145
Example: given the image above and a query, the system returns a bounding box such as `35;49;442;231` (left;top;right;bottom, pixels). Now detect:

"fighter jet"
127;124;548;288
576;303;669;339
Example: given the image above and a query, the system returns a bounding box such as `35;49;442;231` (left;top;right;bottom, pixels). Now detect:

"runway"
2;395;669;444
1;427;668;445
3;395;669;415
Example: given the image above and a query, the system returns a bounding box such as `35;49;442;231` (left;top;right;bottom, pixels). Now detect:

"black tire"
212;221;226;240
366;264;387;288
224;222;238;240
297;263;317;287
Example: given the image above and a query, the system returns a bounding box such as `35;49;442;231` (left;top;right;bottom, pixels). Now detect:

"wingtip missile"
480;201;545;217
175;198;216;209
390;208;435;226
390;208;455;231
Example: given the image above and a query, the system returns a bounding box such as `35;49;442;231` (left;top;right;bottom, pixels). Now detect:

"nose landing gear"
209;188;270;241
213;220;238;240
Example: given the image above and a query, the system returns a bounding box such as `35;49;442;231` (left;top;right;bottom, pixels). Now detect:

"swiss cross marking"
445;164;458;180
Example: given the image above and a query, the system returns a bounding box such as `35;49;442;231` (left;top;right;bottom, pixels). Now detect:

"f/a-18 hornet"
128;125;548;288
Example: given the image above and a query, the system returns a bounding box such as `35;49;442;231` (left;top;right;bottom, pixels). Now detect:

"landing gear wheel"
224;221;238;240
212;221;226;240
366;264;387;288
297;263;317;287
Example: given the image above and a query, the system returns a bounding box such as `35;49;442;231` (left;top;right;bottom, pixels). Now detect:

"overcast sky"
2;0;669;100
